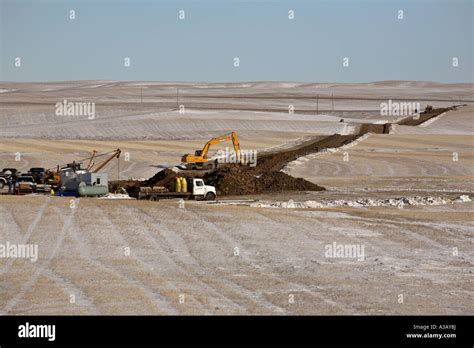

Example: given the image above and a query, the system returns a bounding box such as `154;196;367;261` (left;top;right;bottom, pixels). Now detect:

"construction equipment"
0;168;18;190
181;132;241;170
44;166;61;190
138;178;216;201
85;150;98;171
14;175;37;195
90;149;121;173
58;161;109;197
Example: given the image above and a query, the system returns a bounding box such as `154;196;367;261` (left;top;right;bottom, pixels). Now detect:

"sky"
1;0;472;83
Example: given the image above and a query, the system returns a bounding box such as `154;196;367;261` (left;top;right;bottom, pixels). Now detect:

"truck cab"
14;175;37;194
28;167;46;184
188;178;216;200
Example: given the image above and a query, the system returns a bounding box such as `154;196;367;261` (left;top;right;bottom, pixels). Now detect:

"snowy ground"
0;195;472;315
0;81;473;315
1;80;472;139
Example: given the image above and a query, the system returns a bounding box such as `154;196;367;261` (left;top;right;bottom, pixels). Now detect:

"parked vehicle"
138;178;216;201
14;175;37;194
28;167;46;184
0;168;19;191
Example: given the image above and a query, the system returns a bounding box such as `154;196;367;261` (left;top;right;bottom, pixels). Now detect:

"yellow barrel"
175;177;181;192
181;177;187;193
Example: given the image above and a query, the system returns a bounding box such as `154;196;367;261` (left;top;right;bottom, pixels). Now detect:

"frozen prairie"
0;81;473;314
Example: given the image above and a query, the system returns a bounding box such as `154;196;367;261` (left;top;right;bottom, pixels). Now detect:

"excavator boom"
181;132;241;169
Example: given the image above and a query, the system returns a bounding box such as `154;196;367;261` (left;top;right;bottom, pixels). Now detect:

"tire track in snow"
1;199;76;314
68;203;179;314
133;205;287;314
131;205;250;313
0;197;50;277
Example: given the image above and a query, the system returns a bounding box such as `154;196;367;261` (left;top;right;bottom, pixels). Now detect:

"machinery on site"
57;149;121;197
27;167;46;184
14;175;37;195
138;177;216;201
88;148;121;173
181;132;241;170
44;167;61;189
0;168;19;191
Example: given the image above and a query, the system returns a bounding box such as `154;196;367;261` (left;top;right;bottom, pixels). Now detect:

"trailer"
138;178;216;201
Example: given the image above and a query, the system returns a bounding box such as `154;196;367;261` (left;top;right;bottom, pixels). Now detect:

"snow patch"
419;112;447;127
250;195;470;209
99;193;134;200
454;195;471;203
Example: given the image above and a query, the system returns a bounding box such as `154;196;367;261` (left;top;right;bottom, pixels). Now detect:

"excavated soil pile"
359;123;391;134
202;164;323;195
255;134;360;173
397;107;453;126
110;169;180;198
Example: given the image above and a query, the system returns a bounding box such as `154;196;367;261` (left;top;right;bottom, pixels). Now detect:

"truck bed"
138;191;193;201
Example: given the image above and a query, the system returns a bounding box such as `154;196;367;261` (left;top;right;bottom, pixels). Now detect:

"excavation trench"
110;107;454;197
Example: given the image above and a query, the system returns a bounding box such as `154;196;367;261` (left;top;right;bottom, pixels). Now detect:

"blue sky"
1;0;472;82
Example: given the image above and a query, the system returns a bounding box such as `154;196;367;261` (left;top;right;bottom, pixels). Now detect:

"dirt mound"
256;134;360;173
109;169;180;198
141;168;179;188
203;164;324;195
397;107;453;126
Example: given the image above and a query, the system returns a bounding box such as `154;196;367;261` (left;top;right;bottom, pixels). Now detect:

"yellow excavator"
181;132;241;170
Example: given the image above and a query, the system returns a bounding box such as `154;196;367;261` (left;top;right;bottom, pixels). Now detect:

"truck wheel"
0;181;4;189
150;196;157;201
205;192;216;201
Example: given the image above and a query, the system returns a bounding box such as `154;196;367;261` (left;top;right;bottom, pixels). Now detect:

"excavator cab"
181;131;241;170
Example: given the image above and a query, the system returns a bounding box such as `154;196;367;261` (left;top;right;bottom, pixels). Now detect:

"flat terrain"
1;195;472;315
0;81;473;314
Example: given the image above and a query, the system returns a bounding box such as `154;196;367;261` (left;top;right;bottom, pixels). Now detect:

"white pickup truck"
138;178;216;201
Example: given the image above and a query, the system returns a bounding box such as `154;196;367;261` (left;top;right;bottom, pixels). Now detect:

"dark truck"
28;167;46;184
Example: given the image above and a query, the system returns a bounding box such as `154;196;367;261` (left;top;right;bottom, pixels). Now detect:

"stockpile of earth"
202;164;324;195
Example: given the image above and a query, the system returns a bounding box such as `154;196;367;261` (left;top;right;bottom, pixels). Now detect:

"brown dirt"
202;164;323;195
110;107;453;197
397;106;455;126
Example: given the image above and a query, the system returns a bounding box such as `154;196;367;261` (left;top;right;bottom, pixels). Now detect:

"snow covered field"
1;81;472;139
0;81;473;315
0;195;472;315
